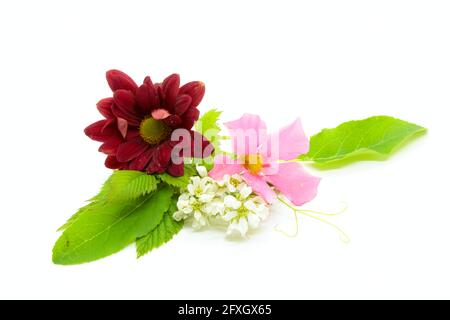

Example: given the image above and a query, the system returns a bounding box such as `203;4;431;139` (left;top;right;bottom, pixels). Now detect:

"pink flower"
209;114;320;206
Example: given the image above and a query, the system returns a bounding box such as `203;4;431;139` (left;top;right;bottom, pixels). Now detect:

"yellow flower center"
243;154;264;174
139;117;171;145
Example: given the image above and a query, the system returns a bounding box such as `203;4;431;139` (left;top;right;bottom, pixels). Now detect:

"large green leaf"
57;202;95;232
60;171;158;231
136;202;183;258
300;116;426;166
52;186;173;265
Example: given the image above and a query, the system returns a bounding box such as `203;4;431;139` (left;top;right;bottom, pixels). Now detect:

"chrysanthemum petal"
181;107;200;129
167;161;185;177
111;104;141;126
162;74;180;109
116;138;149;162
264;162;320;206
126;128;140;139
163;114;182;128
96;97;114;118
113;89;139;115
84;120;111;142
144;76;160;108
99;136;122;155
174;94;192;115
105;155;126;169
129;147;154;171
147;142;173;174
106;70;138;92
135;82;158;116
179;81;205;107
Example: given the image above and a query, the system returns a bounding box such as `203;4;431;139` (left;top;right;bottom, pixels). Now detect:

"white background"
0;0;449;300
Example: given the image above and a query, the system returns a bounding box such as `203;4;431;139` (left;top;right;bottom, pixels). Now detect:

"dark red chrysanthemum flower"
85;70;213;177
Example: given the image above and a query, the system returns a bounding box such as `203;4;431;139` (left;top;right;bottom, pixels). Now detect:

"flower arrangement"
52;70;426;265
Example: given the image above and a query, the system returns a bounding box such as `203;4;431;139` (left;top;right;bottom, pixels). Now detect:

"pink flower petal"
264;162;320;206
151;108;171;120
242;172;277;204
117;117;128;138
225;113;268;156
261;118;309;161
208;155;244;180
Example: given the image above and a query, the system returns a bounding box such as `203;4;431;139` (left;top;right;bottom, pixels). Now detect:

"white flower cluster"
173;166;270;237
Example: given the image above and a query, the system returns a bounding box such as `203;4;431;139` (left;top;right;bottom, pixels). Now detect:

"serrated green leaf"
52;186;173;265
195;108;222;135
107;170;158;201
136;201;183;258
158;171;192;189
300;116;426;166
195;109;222;151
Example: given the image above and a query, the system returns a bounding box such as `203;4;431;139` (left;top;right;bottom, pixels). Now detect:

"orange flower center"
139;117;171;145
243;154;264;174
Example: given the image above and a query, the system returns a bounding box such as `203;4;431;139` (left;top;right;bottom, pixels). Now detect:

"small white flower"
219;174;244;193
173;210;185;222
226;218;249;237
238;185;252;200
224;195;270;237
198;193;215;203
192;210;208;229
203;199;225;216
224;195;241;210
246;212;260;229
173;168;270;237
223;210;238;221
196;165;208;178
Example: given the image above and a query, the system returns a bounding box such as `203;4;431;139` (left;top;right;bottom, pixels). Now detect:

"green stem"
275;196;350;243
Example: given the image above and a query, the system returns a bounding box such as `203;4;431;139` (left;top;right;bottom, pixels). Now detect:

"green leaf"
300;116;426;167
107;170;159;201
52;186;173;265
195;108;222;136
136;201;183;258
87;175;113;202
57;202;95;232
195;109;222;151
157;166;195;189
